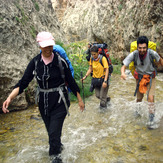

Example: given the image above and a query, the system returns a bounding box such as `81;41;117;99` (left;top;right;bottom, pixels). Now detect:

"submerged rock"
30;114;41;121
0;130;8;135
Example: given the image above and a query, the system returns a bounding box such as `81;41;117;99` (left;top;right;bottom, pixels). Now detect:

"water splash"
0;74;163;163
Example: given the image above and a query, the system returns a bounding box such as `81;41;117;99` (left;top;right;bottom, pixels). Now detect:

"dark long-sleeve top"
14;52;80;114
15;52;80;95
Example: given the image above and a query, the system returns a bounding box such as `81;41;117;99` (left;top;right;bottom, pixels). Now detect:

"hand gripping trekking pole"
81;72;85;109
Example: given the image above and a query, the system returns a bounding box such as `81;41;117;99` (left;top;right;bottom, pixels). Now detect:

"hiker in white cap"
2;31;85;162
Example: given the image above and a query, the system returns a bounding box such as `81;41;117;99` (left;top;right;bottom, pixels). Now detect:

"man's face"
137;43;148;55
40;46;53;58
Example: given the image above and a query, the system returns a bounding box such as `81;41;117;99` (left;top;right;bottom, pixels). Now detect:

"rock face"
52;0;163;61
0;0;66;111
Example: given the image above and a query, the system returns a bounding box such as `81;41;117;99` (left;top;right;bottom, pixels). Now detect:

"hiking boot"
51;155;62;163
147;113;156;129
149;113;155;122
100;101;107;108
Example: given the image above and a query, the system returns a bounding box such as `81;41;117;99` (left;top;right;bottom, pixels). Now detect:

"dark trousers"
95;85;109;104
39;103;67;156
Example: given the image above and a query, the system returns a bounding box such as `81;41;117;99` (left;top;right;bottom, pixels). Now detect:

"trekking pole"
81;72;85;108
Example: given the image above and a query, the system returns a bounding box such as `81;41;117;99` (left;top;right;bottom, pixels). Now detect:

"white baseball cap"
36;31;55;47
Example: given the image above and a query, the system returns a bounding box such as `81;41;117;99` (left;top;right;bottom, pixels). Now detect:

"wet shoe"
147;122;157;129
51;155;62;163
149;113;155;122
100;101;107;108
147;113;156;129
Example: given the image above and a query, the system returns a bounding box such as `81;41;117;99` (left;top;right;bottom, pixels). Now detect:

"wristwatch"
104;80;107;83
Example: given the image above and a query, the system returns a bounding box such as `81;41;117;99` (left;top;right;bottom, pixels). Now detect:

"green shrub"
0;17;3;21
15;16;20;22
112;64;121;75
55;40;93;101
118;4;123;11
156;42;160;48
14;3;29;25
30;26;37;38
109;56;121;74
34;3;39;11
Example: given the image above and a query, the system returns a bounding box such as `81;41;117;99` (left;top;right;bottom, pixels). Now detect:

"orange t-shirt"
89;57;108;78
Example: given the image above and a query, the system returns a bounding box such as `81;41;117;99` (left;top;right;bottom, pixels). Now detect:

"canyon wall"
52;0;163;61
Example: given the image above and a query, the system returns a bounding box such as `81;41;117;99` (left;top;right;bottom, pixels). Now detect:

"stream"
0;73;163;163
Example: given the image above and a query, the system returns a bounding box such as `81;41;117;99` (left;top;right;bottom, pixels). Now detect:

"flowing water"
0;73;163;163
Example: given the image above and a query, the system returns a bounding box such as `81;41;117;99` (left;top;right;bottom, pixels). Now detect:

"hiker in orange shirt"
83;45;110;108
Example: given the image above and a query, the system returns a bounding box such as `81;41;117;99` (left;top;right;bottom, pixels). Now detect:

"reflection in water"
0;74;163;163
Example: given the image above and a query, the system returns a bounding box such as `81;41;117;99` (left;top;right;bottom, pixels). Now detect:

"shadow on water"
0;73;163;163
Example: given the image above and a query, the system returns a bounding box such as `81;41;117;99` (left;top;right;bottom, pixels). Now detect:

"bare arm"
2;87;19;113
104;68;109;82
77;92;85;111
102;68;109;88
82;65;93;80
121;65;127;80
159;57;163;66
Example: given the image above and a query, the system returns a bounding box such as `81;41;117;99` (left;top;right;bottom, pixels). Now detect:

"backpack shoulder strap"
99;54;104;67
33;55;40;78
133;50;139;66
56;52;69;83
148;49;157;75
107;55;112;65
148;49;154;63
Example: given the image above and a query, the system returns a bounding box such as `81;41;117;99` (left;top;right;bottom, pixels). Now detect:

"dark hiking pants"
39;103;67;156
95;85;109;106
